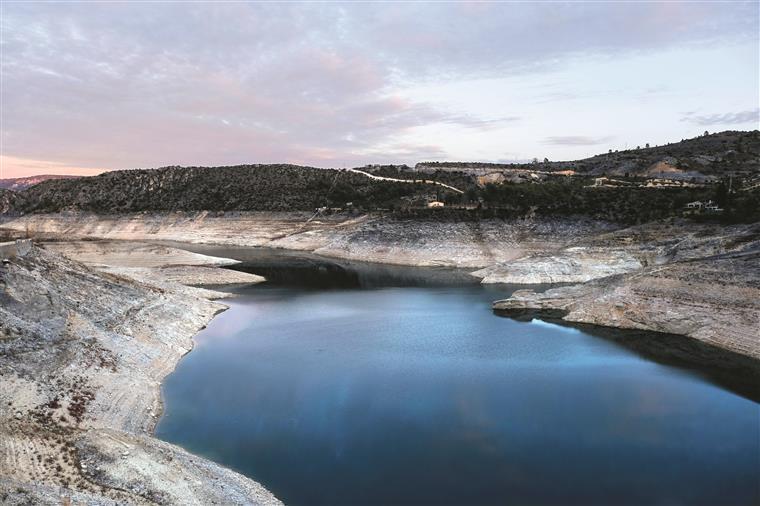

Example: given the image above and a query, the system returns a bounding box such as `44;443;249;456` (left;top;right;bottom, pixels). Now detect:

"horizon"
2;128;758;181
1;2;759;178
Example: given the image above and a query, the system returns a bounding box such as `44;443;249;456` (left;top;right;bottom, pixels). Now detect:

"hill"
418;130;760;180
0;189;23;214
0;174;79;191
5;131;759;224
17;164;467;214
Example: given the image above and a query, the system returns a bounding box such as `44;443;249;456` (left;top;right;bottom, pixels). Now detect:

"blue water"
156;283;759;505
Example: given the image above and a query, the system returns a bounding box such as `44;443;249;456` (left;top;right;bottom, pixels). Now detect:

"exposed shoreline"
2;211;758;362
2;218;759;503
0;242;279;505
0;211;614;269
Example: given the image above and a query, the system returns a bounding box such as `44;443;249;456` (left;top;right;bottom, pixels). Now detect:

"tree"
645;143;650;148
543;157;549;163
715;182;729;207
704;130;709;137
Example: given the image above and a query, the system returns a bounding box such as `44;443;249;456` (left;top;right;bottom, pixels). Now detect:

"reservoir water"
155;251;759;505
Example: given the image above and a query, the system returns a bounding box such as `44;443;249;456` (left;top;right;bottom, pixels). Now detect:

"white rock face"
493;251;760;360
1;211;616;268
473;247;643;284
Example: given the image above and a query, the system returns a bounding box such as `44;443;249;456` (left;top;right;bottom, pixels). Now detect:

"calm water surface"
156;259;759;505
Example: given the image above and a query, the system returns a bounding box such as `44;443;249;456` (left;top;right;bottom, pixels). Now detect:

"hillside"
0;174;79;191
419;130;760;180
0;189;22;214
16;164;468;214
5;131;759;224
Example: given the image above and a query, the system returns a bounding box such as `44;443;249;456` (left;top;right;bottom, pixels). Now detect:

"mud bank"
0;244;277;505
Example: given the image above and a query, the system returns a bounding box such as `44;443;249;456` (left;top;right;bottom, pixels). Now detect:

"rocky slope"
0;211;617;269
0;244;277;505
475;220;760;283
473;247;643;284
2;212;758;364
493;230;760;361
42;240;265;287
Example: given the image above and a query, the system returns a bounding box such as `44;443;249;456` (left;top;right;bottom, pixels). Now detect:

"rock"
474;247;642;284
0;246;281;505
493;250;760;360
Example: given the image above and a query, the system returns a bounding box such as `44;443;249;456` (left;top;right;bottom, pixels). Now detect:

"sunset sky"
1;1;758;178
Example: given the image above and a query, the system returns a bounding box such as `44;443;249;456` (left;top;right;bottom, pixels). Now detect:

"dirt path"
345;168;465;194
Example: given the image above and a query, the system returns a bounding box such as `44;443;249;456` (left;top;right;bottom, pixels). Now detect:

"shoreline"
2;211;756;362
150;303;230;436
2;233;758;503
0;243;280;505
492;307;760;401
2;214;758;361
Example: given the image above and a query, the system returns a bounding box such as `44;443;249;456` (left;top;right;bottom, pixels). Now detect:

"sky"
1;1;758;178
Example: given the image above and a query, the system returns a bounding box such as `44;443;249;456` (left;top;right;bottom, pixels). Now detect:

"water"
156;255;759;505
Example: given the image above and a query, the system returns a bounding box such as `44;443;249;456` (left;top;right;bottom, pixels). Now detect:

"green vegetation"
5;131;759;225
420;130;760;179
17;165;452;214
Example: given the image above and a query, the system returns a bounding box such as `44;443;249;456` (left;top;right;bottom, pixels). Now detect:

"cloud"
0;2;757;174
681;109;760;126
542;136;615;146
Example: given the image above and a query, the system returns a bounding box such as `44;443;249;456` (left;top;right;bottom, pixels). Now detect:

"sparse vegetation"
2;131;758;225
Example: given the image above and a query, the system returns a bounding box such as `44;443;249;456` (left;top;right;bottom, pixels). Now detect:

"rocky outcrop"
476;220;760;284
0;239;32;260
472;247;643;283
42;240;266;287
0;245;279;504
493;250;760;360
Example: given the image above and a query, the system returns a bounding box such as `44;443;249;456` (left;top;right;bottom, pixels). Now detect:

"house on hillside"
684;200;723;214
427;201;445;208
